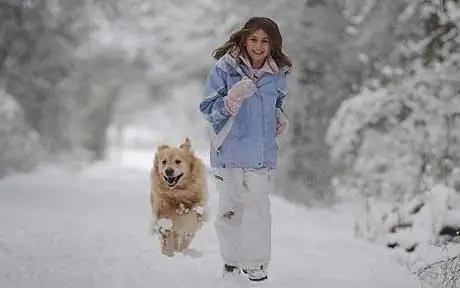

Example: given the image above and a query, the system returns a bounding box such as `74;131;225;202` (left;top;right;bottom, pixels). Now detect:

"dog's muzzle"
163;174;183;187
163;168;183;188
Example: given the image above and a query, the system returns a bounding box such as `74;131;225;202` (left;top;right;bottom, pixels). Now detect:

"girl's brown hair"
212;16;292;70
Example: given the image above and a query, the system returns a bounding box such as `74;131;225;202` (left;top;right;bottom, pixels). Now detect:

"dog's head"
153;138;195;189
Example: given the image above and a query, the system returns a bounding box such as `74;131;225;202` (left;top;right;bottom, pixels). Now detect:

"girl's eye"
175;159;181;164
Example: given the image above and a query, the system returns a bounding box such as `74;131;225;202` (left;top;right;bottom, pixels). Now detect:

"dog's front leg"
161;230;175;257
178;231;196;251
153;218;176;256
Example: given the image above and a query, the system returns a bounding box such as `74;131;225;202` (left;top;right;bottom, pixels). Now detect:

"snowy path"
0;152;421;288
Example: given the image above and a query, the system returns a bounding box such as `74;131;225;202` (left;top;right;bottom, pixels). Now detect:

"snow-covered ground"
0;145;423;288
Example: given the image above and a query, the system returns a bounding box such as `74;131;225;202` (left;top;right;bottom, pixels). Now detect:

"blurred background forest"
1;0;459;280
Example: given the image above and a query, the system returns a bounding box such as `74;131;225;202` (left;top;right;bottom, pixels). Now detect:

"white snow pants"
214;167;273;269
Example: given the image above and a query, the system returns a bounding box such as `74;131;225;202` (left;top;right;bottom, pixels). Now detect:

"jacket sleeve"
275;72;288;112
199;64;231;135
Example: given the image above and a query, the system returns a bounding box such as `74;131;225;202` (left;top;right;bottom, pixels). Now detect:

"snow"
0;147;422;288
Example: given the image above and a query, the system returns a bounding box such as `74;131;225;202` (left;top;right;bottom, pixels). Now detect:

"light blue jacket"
199;50;289;169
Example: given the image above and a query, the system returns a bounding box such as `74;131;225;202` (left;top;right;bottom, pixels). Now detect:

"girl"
199;16;292;283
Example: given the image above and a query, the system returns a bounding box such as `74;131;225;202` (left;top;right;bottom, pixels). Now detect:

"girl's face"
244;29;270;67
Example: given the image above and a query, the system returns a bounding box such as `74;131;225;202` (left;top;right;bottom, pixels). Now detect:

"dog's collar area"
163;173;184;189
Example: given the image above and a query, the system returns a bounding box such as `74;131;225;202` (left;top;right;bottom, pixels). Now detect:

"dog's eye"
175;159;181;164
161;160;167;165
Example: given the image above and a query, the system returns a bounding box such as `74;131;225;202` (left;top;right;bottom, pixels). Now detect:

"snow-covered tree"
0;88;43;177
87;0;240;89
0;0;89;172
85;0;244;157
1;0;243;169
327;63;460;200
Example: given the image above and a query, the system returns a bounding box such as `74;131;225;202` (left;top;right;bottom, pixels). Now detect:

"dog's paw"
192;205;205;216
193;205;208;223
154;218;173;236
176;203;191;216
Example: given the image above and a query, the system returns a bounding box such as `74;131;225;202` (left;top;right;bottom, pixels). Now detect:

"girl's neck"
250;58;265;69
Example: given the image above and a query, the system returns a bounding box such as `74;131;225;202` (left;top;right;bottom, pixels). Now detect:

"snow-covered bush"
327;64;460;250
326;61;460;203
326;0;460;254
353;184;460;250
0;89;44;177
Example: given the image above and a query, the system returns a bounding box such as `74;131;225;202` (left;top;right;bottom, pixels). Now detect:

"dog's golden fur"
149;138;208;256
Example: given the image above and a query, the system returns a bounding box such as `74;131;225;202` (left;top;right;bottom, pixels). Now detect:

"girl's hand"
225;77;256;116
276;108;289;137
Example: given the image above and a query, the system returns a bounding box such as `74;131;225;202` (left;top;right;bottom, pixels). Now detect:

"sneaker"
242;265;268;282
222;264;240;277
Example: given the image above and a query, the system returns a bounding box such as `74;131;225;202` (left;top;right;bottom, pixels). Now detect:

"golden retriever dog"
149;138;208;256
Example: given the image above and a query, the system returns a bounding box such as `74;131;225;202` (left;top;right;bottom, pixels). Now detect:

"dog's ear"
157;144;169;152
180;138;191;152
